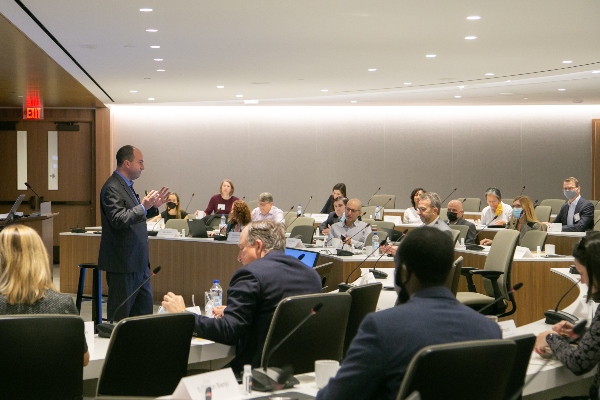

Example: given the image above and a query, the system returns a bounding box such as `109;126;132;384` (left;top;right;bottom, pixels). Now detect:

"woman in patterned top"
535;232;600;398
0;224;89;366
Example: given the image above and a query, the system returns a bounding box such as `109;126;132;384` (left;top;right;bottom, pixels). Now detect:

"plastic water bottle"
243;364;253;394
297;204;303;217
210;280;223;307
219;215;227;236
204;291;214;318
372;229;380;257
375;206;381;220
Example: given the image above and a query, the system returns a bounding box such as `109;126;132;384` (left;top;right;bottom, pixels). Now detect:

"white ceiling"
3;0;600;106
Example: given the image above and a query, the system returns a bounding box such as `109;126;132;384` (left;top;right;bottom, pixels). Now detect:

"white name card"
499;320;518;338
171;368;239;399
286;238;305;248
383;215;401;225
514;246;534;259
157;228;179;238
227;232;241;243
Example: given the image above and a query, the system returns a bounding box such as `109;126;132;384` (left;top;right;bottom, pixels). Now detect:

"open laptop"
285;247;320;268
188;219;209;238
0;195;25;221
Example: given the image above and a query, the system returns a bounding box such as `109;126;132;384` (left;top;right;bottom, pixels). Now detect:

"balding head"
446;199;464;222
345;198;362;225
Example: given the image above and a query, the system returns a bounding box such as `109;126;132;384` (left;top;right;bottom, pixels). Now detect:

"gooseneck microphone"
543;278;581;324
252;303;323;391
369;229;409;278
97;266;162;338
301;195;313;215
367;187;381;205
24;182;41;210
476;282;523;315
338;243;383;292
519;185;526;197
440;188;458;205
183;193;195;213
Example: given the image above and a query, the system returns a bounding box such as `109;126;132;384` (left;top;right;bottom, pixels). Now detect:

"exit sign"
22;89;44;120
24;107;42;120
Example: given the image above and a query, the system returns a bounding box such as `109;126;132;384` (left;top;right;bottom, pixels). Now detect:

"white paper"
514;246;534;259
286;238;305;248
171;368;239;400
40;201;52;216
499;320;518;337
84;321;95;351
227;232;241;243
383;215;401;225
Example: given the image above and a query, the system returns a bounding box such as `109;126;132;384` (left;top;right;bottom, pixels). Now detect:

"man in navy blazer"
550;177;594;232
162;220;322;373
98;145;169;321
316;227;501;400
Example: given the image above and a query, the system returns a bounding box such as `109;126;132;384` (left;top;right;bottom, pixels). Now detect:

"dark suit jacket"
192;250;322;373
553;197;594;232
319;211;342;231
446;217;477;244
320;195;334;214
98;172;149;273
316;286;502;400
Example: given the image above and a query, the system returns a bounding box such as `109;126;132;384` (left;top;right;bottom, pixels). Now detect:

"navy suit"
98;172;153;320
553;197;594;232
192;250;322;373
316;286;502;400
318;211;342;231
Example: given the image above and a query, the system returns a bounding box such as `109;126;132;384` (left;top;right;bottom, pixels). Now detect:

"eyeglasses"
346;208;360;213
417;207;429;212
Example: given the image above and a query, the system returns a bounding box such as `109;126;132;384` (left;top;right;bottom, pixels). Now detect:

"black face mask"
166;202;177;210
446;211;458;222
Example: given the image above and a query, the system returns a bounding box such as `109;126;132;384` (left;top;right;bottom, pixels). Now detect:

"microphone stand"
440;188;458;205
367;187;381;206
339;245;382;292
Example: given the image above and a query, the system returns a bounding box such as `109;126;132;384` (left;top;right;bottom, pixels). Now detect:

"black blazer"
553;197;594;232
98;172;149;273
319;211;342;230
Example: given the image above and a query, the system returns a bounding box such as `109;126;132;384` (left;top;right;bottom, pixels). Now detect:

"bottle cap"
244;364;252;372
213;279;219;284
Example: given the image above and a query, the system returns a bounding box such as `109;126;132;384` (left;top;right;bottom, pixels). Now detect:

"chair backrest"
445;256;463;296
247;200;258;211
165;218;190;235
482;230;520;311
450;229;460;245
362;218;375;227
520;230;548;252
261;292;352;374
534;205;552;222
344;282;383;356
396;339;517;400
539;199;566;214
439;208;447;220
314;262;333;290
594;200;600;210
290;225;315;244
462;198;481;212
595;210;600;231
0;315;84;399
284;211;297;227
97;313;195;397
372;220;395;231
287;216;314;232
365;231;388;247
450;224;469;244
505;334;536;400
362;206;377;220
370;194;396;208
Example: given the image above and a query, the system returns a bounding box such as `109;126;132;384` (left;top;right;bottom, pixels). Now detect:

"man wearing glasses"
545;177;594;232
327;198;372;248
417;192;453;237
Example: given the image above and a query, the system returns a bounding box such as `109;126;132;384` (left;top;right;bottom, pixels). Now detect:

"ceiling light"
485;73;494;76
426;54;436;58
140;8;152;12
217;86;224;89
465;36;477;40
558;88;566;91
351;101;357;103
154;59;163;61
523;98;528;100
404;83;411;85
368;68;377;72
150;46;160;49
146;29;158;33
457;85;465;89
157;69;165;72
236;95;243;97
467;16;480;20
148;98;155;101
454;96;461;98
506;80;511;82
244;100;259;104
130;90;137;93
593;71;600;74
562;60;572;64
321;89;329;92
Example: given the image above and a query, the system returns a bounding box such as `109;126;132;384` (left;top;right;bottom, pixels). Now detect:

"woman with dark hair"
403;188;425;224
480;196;545;246
535;232;600;398
320;183;347;214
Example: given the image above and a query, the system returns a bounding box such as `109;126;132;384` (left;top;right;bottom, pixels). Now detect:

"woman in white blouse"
480;187;513;226
403;188;425;224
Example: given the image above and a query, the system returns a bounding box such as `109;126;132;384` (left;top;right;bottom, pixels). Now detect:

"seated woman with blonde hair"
0;225;89;366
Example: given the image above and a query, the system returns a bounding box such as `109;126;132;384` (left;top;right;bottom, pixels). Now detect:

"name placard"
171;368;239;399
227;232;241;243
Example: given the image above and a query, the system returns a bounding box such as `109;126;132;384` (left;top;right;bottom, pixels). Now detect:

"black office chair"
261;292;352;374
344;282;382;357
314;262;333;291
505;334;536;400
97;313;195;397
0;315;85;400
396;339;517;400
290;225;316;244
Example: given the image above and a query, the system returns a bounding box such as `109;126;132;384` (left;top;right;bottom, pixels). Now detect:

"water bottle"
243;364;253;394
204;291;214;318
297;204;303;217
210;280;223;307
375;206;381;220
219;215;227;236
371;229;380;257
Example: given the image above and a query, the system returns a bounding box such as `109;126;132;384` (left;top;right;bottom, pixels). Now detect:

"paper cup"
545;244;556;255
315;360;340;389
331;238;342;249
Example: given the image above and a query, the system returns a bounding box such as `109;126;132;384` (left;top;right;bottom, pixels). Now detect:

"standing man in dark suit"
98;145;169;321
161;220;322;373
445;199;477;244
548;177;594;232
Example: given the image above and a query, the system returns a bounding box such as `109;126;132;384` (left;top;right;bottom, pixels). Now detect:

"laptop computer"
188;219;209;238
0;195;25;221
285;247;320;268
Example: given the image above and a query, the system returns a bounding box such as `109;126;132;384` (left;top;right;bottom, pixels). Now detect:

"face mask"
446;211;458;222
512;208;522;219
167;201;177;210
564;190;578;200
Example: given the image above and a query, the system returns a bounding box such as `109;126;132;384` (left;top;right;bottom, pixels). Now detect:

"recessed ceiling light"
426;54;436;58
244;100;259;104
130;90;137;93
562;60;572;64
457;85;465;89
485;73;494;76
368;68;377;72
523;98;528;100
467;16;481;20
146;29;158;33
217;86;224;89
150;45;160;49
558;88;566;91
157;69;165;72
465;36;477;40
321;89;329;92
154;59;163;61
506;80;511;82
404;82;412;85
148;98;155;101
140;8;152;12
593;71;600;74
454;95;461;98
236;95;243;97
351;101;357;103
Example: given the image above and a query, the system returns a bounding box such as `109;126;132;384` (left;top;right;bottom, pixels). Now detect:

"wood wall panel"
593;119;600;200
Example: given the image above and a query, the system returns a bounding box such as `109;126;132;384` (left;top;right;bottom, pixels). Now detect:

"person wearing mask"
320;183;347;214
251;192;285;225
445;199;476;244
403;188;425;224
327;198;372;248
316;227;501;400
546;177;594;232
149;192;188;222
319;196;347;235
480;196;546;246
204;179;239;216
535;232;600;399
0;225;89;366
479;187;512;226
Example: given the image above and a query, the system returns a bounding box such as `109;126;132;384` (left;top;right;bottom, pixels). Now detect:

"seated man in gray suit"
546;177;594;232
417;192;453;237
445;199;477;244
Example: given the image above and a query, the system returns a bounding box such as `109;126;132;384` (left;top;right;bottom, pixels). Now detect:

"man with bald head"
327;198;372;248
445;199;477;244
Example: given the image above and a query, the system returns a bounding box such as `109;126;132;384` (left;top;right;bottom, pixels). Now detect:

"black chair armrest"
461;267;478;292
470;270;504;300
